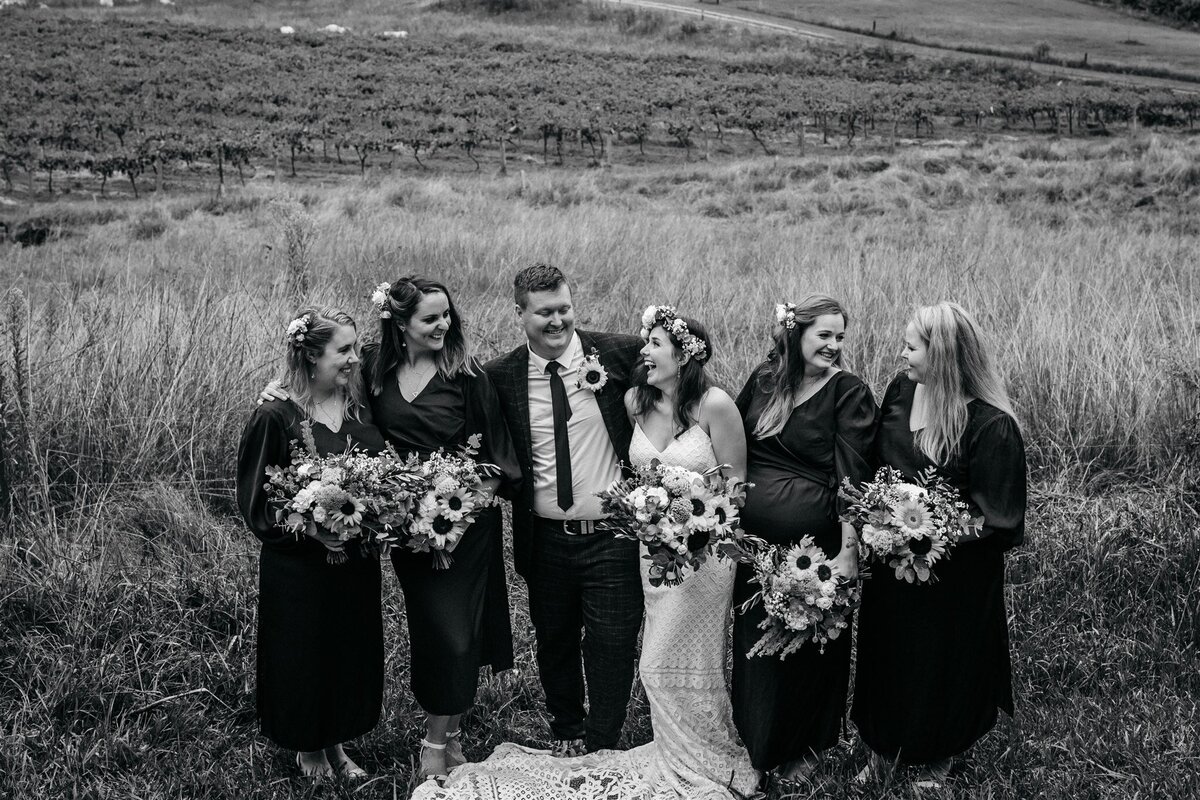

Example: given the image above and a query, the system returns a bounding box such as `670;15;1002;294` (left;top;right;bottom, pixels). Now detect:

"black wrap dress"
236;399;385;752
731;366;877;770
851;374;1026;764
365;345;522;716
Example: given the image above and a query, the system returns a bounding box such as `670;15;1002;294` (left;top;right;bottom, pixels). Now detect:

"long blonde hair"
280;306;365;421
910;301;1016;464
753;294;848;439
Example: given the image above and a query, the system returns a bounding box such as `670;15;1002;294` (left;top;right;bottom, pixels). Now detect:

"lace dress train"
411;424;757;800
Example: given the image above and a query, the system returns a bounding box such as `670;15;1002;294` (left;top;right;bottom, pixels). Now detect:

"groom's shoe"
550;738;586;758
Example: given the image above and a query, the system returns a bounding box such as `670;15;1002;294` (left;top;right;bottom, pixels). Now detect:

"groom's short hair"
514;263;568;308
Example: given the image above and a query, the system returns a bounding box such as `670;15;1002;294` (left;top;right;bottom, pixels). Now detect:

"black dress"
366;347;522;716
236;400;386;752
851;374;1026;764
731;366;877;770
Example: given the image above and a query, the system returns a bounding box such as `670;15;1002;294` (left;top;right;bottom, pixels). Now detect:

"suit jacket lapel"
578;330;630;456
509;347;534;472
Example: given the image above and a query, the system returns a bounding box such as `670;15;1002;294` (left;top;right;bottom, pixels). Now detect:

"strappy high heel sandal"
419;738;449;786
445;729;467;773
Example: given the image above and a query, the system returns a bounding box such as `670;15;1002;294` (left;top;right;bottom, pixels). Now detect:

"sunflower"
705;496;738;536
907;533;948;564
436;487;476;522
890;497;933;537
329;495;366;529
418;511;467;550
785;538;826;580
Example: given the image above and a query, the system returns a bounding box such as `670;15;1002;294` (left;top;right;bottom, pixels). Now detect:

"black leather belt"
533;515;611;535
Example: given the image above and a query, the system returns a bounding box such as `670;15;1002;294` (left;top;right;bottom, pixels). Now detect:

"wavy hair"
632;315;713;435
909;301;1017;464
371;276;475;395
280;306;364;421
752;294;848;439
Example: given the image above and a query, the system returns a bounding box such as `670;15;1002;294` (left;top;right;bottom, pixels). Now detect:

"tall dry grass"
1;134;1198;798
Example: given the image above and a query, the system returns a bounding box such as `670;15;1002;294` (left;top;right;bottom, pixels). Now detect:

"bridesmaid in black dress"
237;307;384;779
369;277;521;784
851;301;1026;789
731;295;876;785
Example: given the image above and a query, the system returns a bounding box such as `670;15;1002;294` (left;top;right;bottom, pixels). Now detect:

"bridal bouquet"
600;460;758;587
839;466;982;584
263;421;419;564
741;536;861;657
399;433;500;569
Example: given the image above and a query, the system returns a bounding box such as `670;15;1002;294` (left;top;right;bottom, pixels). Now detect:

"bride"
412;307;759;800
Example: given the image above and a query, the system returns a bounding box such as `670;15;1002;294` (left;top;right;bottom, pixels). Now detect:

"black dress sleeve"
967;411;1027;551
236;404;303;551
834;374;878;511
873;372;908;466
463;365;524;499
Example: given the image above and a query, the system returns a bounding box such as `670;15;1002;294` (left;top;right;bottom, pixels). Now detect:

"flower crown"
775;302;798;330
370;282;392;319
640;305;708;363
285;314;311;347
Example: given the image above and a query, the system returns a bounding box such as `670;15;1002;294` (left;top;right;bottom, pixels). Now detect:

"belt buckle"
563;519;595;535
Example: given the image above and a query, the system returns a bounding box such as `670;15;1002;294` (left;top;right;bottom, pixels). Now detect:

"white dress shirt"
527;333;622;520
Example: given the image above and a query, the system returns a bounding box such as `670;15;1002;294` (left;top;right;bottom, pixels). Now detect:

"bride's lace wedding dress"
411;423;758;800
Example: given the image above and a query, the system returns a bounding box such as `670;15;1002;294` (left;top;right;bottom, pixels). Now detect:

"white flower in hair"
639;304;708;363
776;302;798;330
286;314;310;345
371;282;392;319
640;305;659;338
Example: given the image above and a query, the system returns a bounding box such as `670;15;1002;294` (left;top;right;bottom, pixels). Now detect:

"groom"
485;263;644;756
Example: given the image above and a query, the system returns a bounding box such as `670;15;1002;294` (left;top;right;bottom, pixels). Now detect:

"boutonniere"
575;348;609;392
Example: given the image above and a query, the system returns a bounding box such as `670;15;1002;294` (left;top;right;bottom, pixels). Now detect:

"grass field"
2;1;1199;797
2;130;1199;798
736;0;1200;75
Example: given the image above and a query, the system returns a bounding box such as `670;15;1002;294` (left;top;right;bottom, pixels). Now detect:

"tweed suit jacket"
484;329;644;578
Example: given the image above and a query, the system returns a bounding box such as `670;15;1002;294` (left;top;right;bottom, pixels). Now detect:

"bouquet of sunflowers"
839;466;982;584
600;460;758;587
264;421;419;564
741;536;860;657
399;433;500;569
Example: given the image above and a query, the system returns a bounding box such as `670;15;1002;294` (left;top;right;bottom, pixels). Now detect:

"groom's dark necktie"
546;360;574;512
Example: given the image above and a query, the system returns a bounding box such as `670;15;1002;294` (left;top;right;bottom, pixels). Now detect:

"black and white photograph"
1;0;1198;796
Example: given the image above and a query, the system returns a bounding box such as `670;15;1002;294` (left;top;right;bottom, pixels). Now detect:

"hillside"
736;0;1200;76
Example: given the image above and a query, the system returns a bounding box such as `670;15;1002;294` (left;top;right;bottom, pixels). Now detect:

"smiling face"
902;321;929;383
309;324;360;394
640;325;684;388
402;291;451;357
798;313;846;376
518;283;576;361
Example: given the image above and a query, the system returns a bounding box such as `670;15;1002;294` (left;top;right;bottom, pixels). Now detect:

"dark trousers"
526;522;643;752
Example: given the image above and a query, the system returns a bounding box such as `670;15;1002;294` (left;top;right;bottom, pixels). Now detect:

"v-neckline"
636;421;704;455
793;370;840;409
290;399;343;434
398;368;439;405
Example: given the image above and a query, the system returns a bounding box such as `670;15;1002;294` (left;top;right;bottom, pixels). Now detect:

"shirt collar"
528;331;581;374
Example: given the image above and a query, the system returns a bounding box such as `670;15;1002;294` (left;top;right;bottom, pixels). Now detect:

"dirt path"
597;0;1200;94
